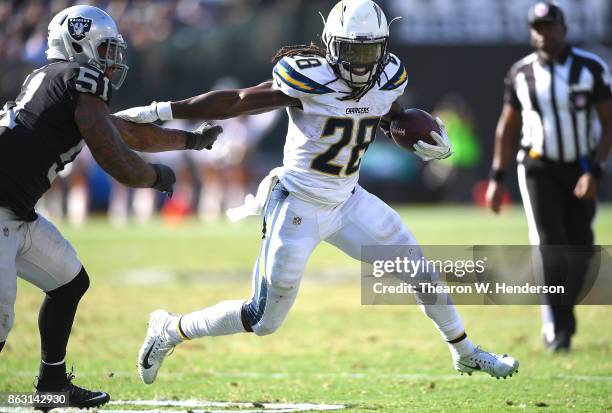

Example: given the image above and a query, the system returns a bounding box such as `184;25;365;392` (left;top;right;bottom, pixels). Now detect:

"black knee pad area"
47;267;90;300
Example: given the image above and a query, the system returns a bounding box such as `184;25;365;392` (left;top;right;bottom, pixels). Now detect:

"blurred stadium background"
1;0;611;224
2;1;612;412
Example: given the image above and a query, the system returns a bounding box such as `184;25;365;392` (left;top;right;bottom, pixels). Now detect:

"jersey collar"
537;45;572;65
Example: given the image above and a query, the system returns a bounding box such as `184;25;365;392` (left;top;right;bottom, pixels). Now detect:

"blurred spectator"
195;77;280;221
37;148;93;226
107;157;157;227
388;0;608;44
162;76;280;222
434;94;482;169
1;0;610;217
426;94;482;201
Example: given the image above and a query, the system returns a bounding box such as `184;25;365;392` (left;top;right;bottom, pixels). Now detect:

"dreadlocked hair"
271;42;327;64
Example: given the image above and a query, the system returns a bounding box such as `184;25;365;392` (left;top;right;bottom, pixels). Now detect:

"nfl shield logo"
2;227;8;237
68;17;92;41
572;92;588;110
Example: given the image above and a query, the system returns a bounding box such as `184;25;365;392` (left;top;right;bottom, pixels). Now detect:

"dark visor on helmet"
337;42;383;66
326;35;389;99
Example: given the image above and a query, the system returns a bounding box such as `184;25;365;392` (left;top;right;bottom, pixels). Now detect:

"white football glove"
112;101;173;123
413;117;453;161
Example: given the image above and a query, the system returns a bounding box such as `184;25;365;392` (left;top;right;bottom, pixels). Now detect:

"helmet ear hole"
72;42;82;53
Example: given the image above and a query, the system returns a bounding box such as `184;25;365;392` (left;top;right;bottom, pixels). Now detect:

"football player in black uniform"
0;5;221;409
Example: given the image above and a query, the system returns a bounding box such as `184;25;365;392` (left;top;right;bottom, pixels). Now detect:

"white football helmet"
46;5;128;90
322;0;390;97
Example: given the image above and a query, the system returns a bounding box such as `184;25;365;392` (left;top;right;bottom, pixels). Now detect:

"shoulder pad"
70;63;111;102
379;53;408;92
509;53;537;74
572;47;611;75
272;55;336;98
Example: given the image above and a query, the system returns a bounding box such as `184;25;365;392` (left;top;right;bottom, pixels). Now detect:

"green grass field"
1;205;611;412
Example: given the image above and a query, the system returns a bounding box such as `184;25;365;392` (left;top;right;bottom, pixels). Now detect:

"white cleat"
137;309;181;384
454;346;519;379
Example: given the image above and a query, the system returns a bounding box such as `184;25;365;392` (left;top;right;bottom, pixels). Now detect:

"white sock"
541;305;554;324
540;304;555;342
420;298;475;357
420;302;465;341
448;335;477;358
164;316;183;344
177;300;246;339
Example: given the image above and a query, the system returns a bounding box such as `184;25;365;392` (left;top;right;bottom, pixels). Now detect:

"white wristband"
156;101;173;121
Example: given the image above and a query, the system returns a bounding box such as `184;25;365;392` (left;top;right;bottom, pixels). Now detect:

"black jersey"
0;61;111;221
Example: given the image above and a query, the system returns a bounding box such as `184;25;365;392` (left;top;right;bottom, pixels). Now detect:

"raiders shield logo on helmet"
68;17;92;41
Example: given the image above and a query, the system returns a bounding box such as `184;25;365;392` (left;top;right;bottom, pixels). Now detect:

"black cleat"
35;370;110;411
544;332;571;353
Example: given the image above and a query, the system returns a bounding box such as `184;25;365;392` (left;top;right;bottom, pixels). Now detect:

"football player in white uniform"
115;0;519;384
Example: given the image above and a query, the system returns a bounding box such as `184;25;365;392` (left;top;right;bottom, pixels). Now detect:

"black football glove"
150;163;176;198
185;122;223;150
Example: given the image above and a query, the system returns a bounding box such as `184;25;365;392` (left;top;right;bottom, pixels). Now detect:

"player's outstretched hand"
186;122;223;150
113;101;173;124
413;117;453;161
150;163;176;198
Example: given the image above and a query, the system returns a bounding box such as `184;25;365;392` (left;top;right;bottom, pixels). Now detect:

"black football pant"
519;155;596;337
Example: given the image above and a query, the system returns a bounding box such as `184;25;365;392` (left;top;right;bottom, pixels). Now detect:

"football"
390;108;439;152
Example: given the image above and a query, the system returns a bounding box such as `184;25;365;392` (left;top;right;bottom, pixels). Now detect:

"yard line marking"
2;409;341;413
118;268;357;285
109;400;345;412
573;375;612;381
103;410;335;413
0;400;345;413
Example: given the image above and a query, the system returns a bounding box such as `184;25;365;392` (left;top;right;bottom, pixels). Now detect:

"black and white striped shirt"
505;46;612;162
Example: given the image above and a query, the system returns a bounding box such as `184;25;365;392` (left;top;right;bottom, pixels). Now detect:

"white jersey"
271;53;408;205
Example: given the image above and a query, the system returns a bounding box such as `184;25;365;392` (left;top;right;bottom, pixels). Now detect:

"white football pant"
0;208;82;342
240;183;464;340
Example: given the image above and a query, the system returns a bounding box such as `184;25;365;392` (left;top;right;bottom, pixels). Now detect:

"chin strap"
334;66;376;102
339;88;366;102
339;65;387;102
344;84;374;102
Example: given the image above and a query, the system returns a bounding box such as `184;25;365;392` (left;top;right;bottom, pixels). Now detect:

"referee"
486;2;612;351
